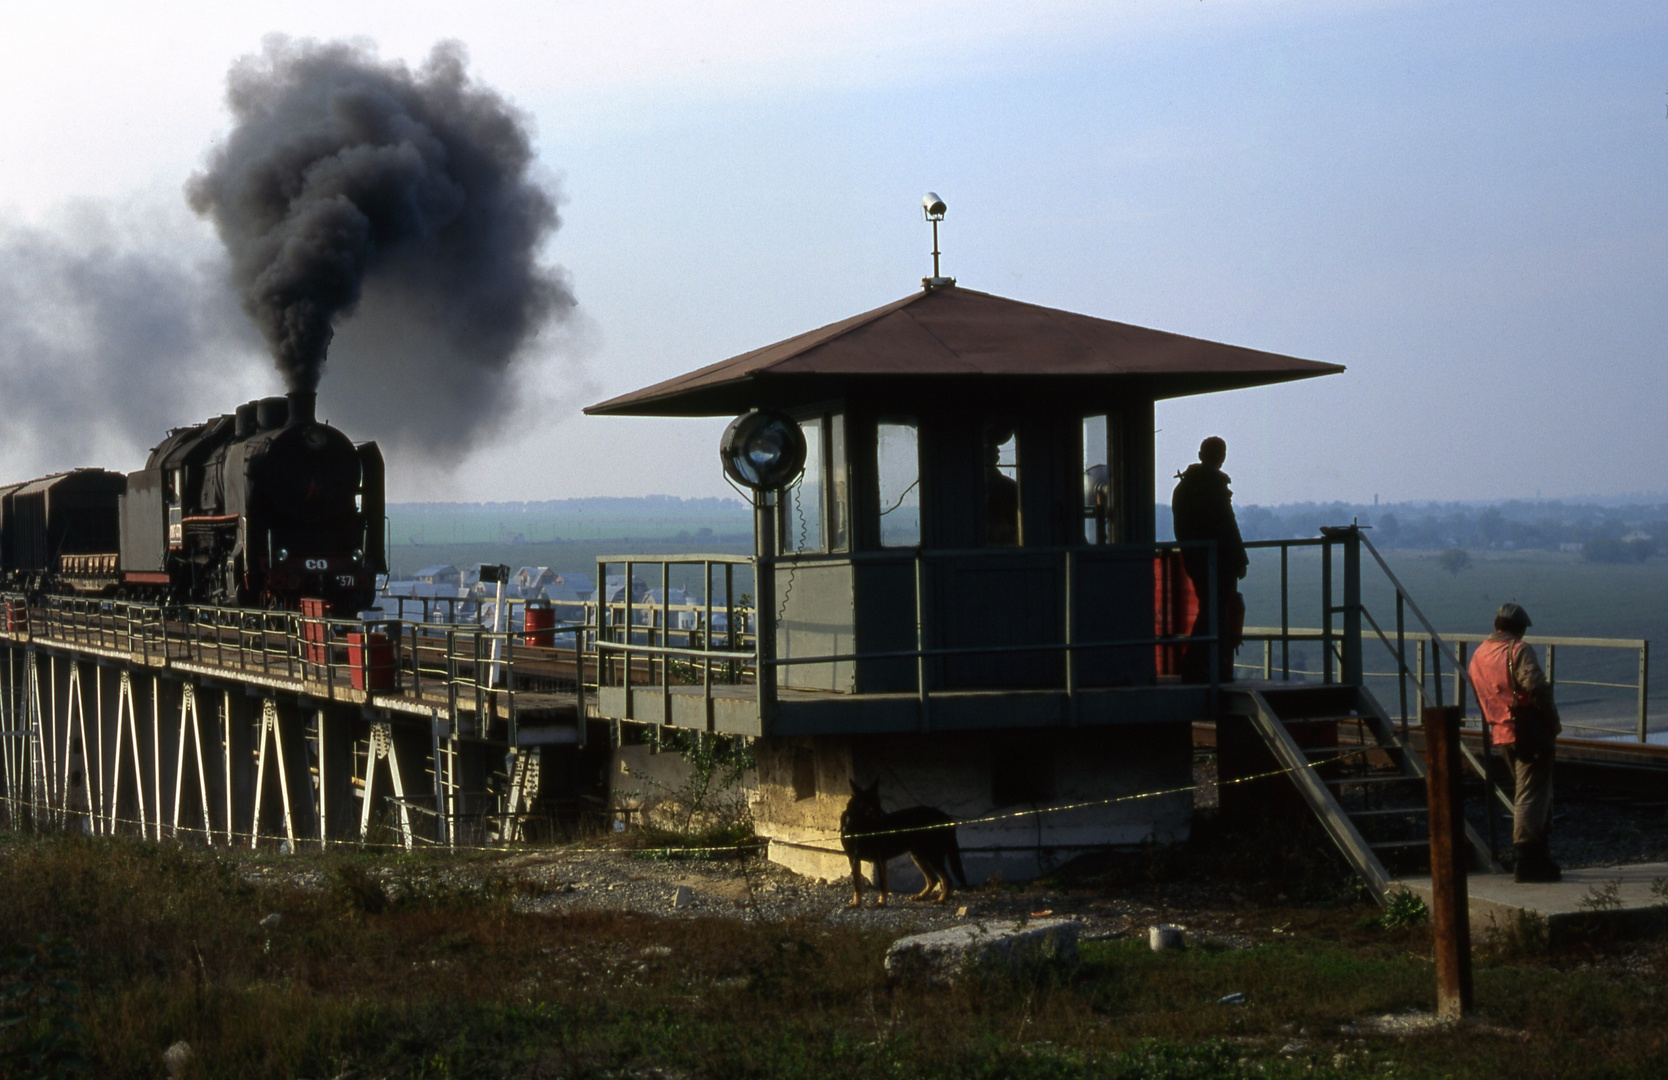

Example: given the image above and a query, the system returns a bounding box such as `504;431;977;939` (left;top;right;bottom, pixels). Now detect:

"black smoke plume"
189;38;574;452
0;209;257;478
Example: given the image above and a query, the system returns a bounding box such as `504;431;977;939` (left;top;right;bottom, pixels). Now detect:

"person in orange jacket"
1467;602;1562;882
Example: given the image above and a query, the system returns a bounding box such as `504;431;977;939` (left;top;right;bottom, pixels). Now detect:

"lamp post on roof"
922;192;954;289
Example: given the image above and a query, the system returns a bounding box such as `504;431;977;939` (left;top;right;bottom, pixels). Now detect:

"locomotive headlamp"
719;411;807;491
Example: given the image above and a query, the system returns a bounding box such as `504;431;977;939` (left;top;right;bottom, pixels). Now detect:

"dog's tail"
946;826;968;888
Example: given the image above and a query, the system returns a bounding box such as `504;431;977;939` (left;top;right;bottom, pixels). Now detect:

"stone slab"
885;918;1081;985
1394;862;1668;942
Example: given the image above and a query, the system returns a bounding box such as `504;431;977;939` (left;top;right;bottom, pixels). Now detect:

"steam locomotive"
0;390;386;613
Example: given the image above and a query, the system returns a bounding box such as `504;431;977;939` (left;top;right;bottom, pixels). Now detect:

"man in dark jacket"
1171;437;1248;682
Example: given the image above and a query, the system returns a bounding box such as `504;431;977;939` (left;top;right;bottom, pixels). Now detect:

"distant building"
541;580;587;623
555;571;595;601
412;564;461;586
643;587;699;629
515;566;557;595
603;575;650;604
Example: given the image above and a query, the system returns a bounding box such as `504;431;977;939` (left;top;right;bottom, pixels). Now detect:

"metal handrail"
587;541;1230;735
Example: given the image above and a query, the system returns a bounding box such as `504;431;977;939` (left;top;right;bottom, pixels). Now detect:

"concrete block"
884;918;1081;985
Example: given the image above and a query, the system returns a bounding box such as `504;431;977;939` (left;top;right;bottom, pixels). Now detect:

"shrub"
1582;537;1653;563
1437;548;1472;575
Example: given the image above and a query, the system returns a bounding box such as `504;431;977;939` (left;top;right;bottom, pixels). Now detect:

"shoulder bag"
1507;641;1558;761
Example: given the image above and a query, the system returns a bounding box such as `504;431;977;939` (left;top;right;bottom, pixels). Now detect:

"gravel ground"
480;849;1257;948
235;762;1668;937
236;843;1276;951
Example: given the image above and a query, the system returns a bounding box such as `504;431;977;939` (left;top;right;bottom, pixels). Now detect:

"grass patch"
4;830;1668;1078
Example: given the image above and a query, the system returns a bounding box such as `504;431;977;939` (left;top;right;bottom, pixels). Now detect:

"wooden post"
1423;704;1472;1019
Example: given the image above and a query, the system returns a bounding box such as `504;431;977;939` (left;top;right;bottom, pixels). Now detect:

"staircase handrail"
1357;531;1470;690
1352;530;1514;823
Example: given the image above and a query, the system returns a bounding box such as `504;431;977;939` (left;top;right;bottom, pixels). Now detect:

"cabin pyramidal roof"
586;284;1344;417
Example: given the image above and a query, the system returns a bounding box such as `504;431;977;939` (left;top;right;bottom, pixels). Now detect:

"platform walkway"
1396;862;1668;942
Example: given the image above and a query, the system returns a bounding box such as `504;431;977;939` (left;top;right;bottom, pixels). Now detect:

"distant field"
1240;545;1668;736
388;499;752;548
386;537;753;581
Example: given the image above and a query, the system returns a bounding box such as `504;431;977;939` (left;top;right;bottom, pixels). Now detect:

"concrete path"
1395;862;1668;941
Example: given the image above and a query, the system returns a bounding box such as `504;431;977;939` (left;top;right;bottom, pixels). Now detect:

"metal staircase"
1224;682;1500;903
1223;525;1513;904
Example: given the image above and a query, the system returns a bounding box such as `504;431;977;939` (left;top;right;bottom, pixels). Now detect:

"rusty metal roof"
586;284;1344;417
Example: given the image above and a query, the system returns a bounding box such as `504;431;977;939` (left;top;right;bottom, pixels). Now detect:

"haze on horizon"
0;1;1662;507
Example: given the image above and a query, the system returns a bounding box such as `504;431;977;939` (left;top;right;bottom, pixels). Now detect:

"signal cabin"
586;283;1341;883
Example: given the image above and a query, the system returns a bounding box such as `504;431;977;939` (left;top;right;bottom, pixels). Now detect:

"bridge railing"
0;594;591;732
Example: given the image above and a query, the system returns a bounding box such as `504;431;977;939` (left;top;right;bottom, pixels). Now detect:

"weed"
1579;878;1625;912
0;935;89;1078
623;729;755;847
333;863;390;914
1477;908;1550;963
1377;888;1428;931
1651;876;1668;905
6;831;1668;1077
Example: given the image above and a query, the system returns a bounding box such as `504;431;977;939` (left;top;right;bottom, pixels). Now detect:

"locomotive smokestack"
286;391;316;427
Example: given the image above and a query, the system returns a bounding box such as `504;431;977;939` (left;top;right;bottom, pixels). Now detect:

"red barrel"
300;597;329;665
347;632;394;691
524;604;556;648
1153;552;1199;677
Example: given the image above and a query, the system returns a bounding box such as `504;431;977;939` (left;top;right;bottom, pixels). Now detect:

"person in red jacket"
1467;602;1563;882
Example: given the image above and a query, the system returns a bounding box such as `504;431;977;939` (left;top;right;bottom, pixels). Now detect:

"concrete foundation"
753;724;1193;888
1395;861;1668;944
610;741;759;831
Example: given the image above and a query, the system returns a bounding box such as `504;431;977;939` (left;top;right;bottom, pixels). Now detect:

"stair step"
1366;839;1430;851
1348;806;1429;818
1335;774;1422;786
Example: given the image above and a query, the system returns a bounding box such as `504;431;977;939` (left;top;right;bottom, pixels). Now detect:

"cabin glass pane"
782;416;825;553
877;421;920;548
1082;413;1122;544
827;414;849;551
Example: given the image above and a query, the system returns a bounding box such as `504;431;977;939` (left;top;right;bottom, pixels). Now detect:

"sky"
0;1;1663;505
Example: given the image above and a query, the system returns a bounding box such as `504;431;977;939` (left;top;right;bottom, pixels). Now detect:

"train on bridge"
0;390;385;612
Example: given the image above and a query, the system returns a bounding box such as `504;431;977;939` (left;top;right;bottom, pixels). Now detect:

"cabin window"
1082;414;1123;544
827;414;849;551
781;417;825;553
877;421;921;548
780;412;848;554
983;423;1020;546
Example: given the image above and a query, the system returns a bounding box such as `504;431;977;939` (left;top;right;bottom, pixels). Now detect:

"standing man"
1171;437;1248;682
1467;603;1562;883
